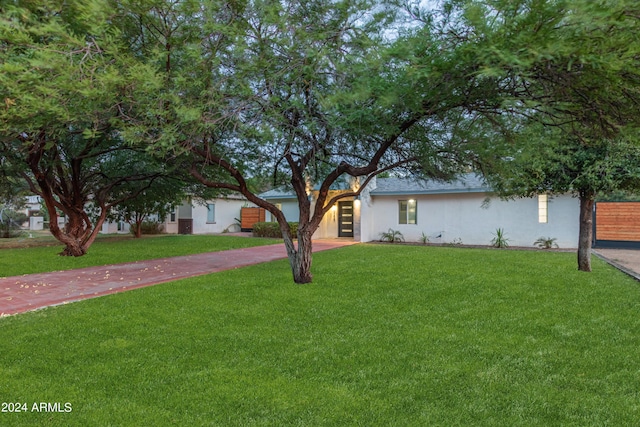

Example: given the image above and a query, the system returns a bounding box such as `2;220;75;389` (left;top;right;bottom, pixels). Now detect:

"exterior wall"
362;192;579;248
263;195;358;239
266;199;300;224
191;198;251;234
100;221;130;234
164;198;254;234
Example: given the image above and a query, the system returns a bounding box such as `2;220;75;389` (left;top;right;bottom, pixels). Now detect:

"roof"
259;180;352;200
370;174;490;196
259;174;491;199
258;188;298;200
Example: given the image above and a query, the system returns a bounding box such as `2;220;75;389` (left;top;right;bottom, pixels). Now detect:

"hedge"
130;220;165;236
252;222;298;238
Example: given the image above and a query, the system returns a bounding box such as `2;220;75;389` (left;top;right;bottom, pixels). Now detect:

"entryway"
338;201;354;238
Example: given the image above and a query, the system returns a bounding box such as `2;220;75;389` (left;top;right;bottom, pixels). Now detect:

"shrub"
130;220;164;236
252;222;298;238
0;210;28;238
534;236;559;249
490;228;510;248
379;228;404;243
419;232;430;244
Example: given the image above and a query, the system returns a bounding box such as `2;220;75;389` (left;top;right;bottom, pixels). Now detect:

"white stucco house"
260;174;580;248
163;195;255;235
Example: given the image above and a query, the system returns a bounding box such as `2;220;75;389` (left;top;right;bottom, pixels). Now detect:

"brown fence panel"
595;202;640;242
240;207;266;231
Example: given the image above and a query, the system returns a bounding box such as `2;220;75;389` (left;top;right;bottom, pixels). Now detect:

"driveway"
593;248;640;281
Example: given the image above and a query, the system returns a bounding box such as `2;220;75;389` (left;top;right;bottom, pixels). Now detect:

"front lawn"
0;234;281;277
1;245;639;426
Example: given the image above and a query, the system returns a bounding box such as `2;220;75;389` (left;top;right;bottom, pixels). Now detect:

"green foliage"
1;246;639;425
447;237;463;247
129;220;164;236
252;222;299;238
490;228;510;249
419;231;430;244
534;236;559;249
0;0;172;255
379;228;404;243
0;210;27;238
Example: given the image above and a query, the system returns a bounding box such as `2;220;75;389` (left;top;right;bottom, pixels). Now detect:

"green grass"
1;245;640;426
0;234;280;277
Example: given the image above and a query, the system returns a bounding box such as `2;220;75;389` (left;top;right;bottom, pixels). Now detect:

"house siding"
362;192;579;248
164;198;252;234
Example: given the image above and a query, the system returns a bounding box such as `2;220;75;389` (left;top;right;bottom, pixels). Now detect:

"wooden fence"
240;207;266;231
594;202;640;248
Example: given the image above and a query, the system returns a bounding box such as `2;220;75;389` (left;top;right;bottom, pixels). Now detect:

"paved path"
593;248;640;281
0;240;355;317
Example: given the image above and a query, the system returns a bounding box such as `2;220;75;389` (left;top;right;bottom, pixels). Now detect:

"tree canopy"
2;0;639;279
456;0;640;271
0;0;173;255
108;0;509;282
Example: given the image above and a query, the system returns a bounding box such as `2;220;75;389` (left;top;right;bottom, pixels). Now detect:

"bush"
490;228;510;248
252;222;298;238
379;228;404;243
534;236;559;249
130;220;164;236
0;210;28;238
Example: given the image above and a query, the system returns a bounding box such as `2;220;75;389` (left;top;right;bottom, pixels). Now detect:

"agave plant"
490;228;510;248
379;228;404;243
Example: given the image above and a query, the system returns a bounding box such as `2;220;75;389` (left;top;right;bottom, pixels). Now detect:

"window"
169;210;176;222
207;204;215;223
538;194;548;223
399;200;417;225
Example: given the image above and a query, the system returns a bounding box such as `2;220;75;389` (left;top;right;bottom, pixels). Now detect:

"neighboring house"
100;221;130;234
259;174;580;248
24;195;42;216
21;195;67;231
164;195;255;235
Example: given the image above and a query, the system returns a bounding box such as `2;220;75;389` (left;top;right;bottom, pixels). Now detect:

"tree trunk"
60;241;88;257
58;218;91;257
135;219;143;238
55;206;107;257
281;226;313;284
577;192;595;272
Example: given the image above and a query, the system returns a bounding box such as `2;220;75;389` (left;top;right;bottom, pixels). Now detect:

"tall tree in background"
108;174;187;238
117;0;506;283
0;0;167;255
451;0;640;271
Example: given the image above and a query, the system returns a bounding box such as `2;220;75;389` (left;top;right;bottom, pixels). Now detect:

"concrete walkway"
593;248;640;281
0;240;355;317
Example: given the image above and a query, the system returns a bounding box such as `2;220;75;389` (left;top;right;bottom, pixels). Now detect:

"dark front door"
338;201;354;237
178;218;193;235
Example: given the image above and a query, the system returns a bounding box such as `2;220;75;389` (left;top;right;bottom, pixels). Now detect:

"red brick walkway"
0;240;355;316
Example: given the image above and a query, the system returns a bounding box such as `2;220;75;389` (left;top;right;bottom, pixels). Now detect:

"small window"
538;194;548;223
170;210;176;222
207;204;215;223
399;200;417;225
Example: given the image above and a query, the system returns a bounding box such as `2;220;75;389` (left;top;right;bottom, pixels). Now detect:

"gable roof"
370;174;490;196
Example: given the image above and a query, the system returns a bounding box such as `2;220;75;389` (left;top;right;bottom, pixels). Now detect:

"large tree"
116;0;507;283
451;0;640;271
0;0;168;255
